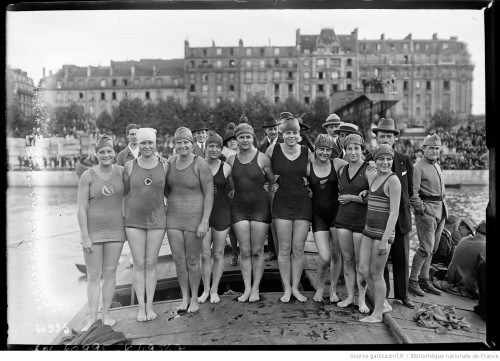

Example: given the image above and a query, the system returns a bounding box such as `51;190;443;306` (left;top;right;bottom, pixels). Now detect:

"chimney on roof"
381;34;385;40
239;39;243;47
296;29;300;45
432;33;438;40
110;66;113;76
87;66;91;78
184;40;189;47
131;65;135;77
450;36;458;41
64;65;68;78
352;28;358;38
43;67;46;78
153;65;157;76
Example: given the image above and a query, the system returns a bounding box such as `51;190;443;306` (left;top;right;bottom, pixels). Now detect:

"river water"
6;184;489;345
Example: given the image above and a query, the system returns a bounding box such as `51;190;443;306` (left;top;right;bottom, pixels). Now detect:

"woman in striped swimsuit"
359;143;401;323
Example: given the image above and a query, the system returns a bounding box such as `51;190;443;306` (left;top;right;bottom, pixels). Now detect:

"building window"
443;43;449;50
190;84;195;92
112;92;116;100
403;107;409;117
145;92;150;100
376;44;381;51
89;92;95;101
425;43;430;51
56;81;62;89
347;71;352;79
425;94;431;105
288;71;293;80
304;84;310;92
274;84;279;92
288;84;293;93
274;48;280;56
317;72;323;79
156;79;163;86
246;48;252;56
202;61;208;68
304;72;310;79
202;85;208;94
347;84;352;91
444;80;450;91
230;48;234;56
416;107;421;116
403;43;408;50
111;79;116;87
100;80;106;87
246;72;252;81
190;61;195;68
79;92;84;99
229;84;235;92
216;60;222;68
101;92;105;101
260;48;265;56
404;55;408;64
426;107;431;117
79;80;84;87
274;59;280;66
331;58;340;66
260;60;265;69
415;43;420;51
403;81;408;91
275;97;280;103
216;73;222;82
288;60;293;68
417;94;421;103
304;59;310;66
229;60;235;67
124;92;128;99
304;96;310;104
68;93;73;101
202;74;208;82
203;49;207;56
443;94;451;110
246;60;252;68
216;85;222;93
426;81;431;90
318;84;324;92
332;84;338;92
216;48;222;55
229;73;235;81
347;58;352;66
317;58;325;66
415;81;421;89
390;44;395;51
331;71;339;79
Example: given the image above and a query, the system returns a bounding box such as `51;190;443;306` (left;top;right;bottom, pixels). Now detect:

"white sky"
6;9;486;114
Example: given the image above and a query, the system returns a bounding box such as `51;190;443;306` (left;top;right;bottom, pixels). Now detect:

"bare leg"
199;231;212;303
249;221;270;302
144;229;166;320
101;241;125;326
234;221;252;302
290;220;310;302
126;228;147;322
168;229;190;312
185;231;203;313
82;244;103;331
210;228;230;304
275;219;293;302
313;231;331;302
329;227;342;302
337;228;356;308
353;232;370;314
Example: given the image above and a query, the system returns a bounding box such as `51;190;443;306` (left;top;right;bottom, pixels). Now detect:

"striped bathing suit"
363;173;396;243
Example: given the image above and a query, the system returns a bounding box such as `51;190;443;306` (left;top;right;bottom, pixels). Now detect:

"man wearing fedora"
259;115;283;153
259;115;283;262
191;120;209;158
322;113;343;159
334;122;362;160
365;117;415;308
409;134;448;297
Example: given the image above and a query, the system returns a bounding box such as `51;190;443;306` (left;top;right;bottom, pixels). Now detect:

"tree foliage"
428;108;460;131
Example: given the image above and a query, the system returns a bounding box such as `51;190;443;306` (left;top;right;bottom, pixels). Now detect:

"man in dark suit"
365;118;415;309
297;116;315;153
321;113;342;159
191;121;209;158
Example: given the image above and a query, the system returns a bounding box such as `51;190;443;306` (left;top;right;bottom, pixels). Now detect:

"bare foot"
358;296;370;314
329;289;340;303
81;318;97;332
136;306;147;322
359;314;383;323
337;297;354;308
177;298;189;312
382;301;392;314
198;291;210;304
210;291;220;304
187;299;199;313
313;288;324;302
238;289;251;302
146;305;157;321
280;290;292;303
249;289;260;302
292;289;307;302
102;313;116;327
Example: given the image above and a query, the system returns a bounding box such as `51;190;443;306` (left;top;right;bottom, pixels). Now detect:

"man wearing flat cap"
365;117;415;308
409;134;448;297
322;113;343;159
259;115;283;154
191;120;209;158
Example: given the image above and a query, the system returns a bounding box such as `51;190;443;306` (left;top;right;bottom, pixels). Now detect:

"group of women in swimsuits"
77;114;401;330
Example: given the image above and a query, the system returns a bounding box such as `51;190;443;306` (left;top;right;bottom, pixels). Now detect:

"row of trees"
6;92;468;142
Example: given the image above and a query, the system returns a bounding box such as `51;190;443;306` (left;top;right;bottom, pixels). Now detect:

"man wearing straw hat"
409;134;448;297
366;117;415;309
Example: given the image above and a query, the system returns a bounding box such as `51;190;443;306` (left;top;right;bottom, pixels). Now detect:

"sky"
6;8;486;114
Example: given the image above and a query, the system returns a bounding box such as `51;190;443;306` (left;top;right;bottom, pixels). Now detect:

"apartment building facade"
6;65;36;118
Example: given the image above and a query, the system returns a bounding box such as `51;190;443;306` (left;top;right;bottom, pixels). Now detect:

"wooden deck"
54;233;487;346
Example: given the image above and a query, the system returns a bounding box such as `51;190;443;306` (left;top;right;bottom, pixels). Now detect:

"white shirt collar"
128;144;140;158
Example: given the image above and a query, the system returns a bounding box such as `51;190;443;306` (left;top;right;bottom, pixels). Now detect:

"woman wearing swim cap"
358;144;401;323
227;122;275;303
266;116;314;303
123;127;169;322
309;134;348;303
166;127;214;313
335;133;371;313
198;131;233;304
77;135;126;331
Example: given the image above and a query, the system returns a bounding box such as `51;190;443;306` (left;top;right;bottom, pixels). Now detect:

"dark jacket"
330;138;343;159
299;134;315;153
192;142;206;158
365;149;413;234
258;133;284;153
115;146;139;166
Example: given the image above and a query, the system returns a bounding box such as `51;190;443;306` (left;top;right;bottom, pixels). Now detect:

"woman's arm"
123;160;132;196
77;170;93;253
259;153;275;187
379;176;402;252
332;158;348;173
196;158;214;238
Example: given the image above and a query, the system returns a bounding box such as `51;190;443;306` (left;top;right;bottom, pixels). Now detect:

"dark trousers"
384;226;410;299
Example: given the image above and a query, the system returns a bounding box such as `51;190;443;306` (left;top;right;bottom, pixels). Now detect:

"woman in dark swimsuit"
199;131;233;304
266;116;314;303
227;123;274;303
